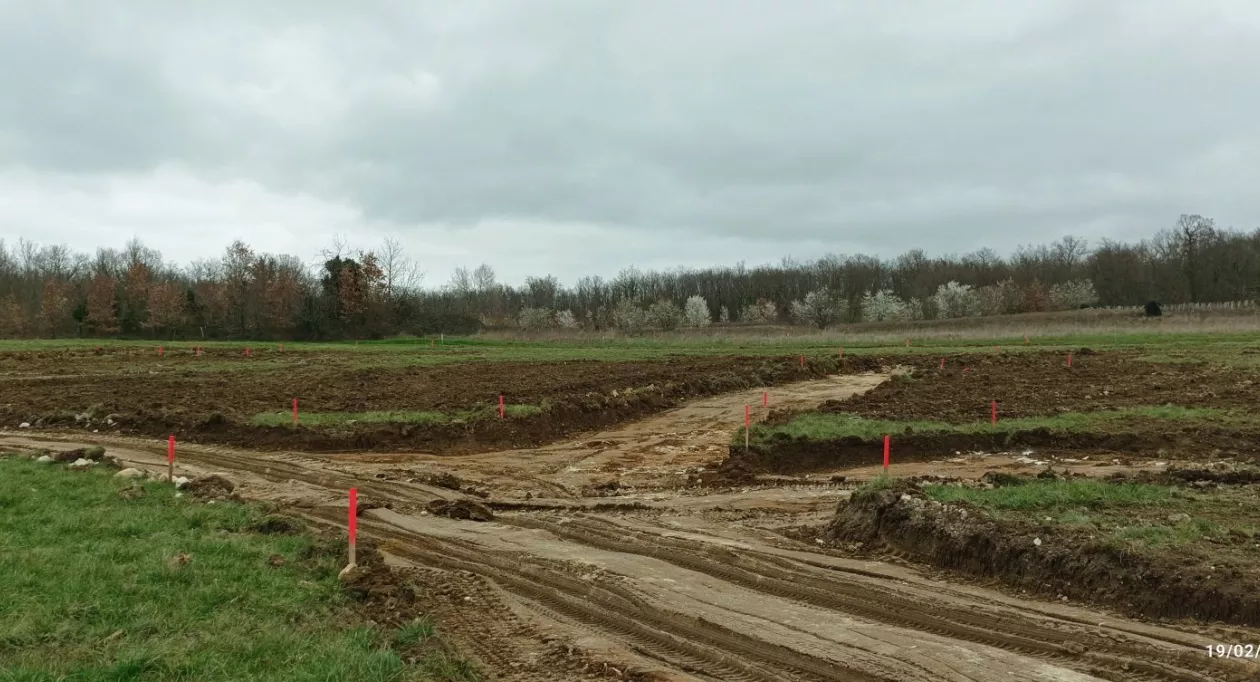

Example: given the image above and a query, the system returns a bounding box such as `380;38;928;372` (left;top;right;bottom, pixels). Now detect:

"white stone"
174;476;191;488
1033;537;1043;546
69;458;94;469
18;422;30;428
36;455;54;463
114;468;146;479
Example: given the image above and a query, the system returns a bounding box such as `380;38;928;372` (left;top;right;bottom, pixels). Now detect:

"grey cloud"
3;0;1260;273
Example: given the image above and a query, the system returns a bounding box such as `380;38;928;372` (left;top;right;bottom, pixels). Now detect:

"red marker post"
940;357;945;369
348;488;358;567
799;355;805;368
195;346;202;357
244;347;252;358
883;434;891;472
158;345;164;357
292;397;299;425
991;400;998;426
745;404;751;451
1067;352;1074;368
499;394;505;419
763;391;768;408
167;434;175;482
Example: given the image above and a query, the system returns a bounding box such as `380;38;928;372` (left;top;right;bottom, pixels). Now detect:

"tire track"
500;513;1228;682
302;507;888;682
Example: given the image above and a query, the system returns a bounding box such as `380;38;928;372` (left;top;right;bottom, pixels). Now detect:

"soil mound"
823;483;1260;626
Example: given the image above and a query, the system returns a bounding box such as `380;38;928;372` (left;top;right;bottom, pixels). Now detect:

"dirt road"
3;374;1252;681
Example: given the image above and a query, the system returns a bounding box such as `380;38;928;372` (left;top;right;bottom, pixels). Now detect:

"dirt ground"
0;347;876;453
826;350;1260;421
5;366;1259;682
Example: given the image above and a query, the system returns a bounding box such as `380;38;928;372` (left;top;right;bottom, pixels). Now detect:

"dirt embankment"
4;354;881;453
821;482;1260;627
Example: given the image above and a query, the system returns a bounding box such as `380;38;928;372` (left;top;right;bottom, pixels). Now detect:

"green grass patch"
748;405;1238;444
0;455;476;681
923;478;1176;511
252;404;545;428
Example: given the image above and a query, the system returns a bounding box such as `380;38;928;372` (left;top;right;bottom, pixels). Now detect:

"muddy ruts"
501;514;1223;682
302;509;886;682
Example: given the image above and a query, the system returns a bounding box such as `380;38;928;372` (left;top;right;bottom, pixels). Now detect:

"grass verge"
0;454;477;681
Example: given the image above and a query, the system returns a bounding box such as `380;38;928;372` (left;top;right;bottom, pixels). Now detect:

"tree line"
0;214;1255;340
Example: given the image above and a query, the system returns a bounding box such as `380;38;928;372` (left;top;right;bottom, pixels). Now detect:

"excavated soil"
821;482;1260;627
0;349;879;453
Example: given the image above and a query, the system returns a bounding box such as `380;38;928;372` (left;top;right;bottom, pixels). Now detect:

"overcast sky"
2;1;1259;286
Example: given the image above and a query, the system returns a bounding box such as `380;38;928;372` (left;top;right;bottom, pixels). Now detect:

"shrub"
555;309;579;329
1145;301;1163;317
611;299;648;332
718;306;730;323
790;287;840;329
516;307;554;330
647;299;684;331
740;299;777;324
932;281;981;318
859;289;910;322
683;295;711;327
1049;279;1100;310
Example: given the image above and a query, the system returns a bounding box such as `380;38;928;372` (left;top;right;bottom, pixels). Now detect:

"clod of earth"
182;474;237;501
425;499;494;522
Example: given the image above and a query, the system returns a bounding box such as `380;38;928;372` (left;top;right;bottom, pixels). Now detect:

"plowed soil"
0;348;878;453
825;350;1260;421
5;368;1259;682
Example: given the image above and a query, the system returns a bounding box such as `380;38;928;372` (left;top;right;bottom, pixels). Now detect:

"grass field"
0;455;477;682
6;317;1260;369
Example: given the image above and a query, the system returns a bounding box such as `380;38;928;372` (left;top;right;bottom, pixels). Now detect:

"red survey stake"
883;434;890;471
167;434;175;481
348;487;358;566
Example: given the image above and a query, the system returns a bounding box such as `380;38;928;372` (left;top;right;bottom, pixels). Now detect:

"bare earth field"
5;339;1260;681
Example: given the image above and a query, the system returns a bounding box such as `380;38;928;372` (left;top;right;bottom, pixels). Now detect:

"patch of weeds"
394;617;437;647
